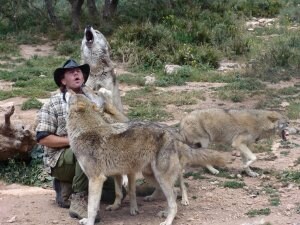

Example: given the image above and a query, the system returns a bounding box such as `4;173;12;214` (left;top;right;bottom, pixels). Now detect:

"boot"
53;178;72;208
69;192;101;222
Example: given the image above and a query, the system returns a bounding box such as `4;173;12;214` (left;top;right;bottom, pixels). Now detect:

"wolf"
66;93;226;225
82;85;225;206
179;108;289;177
142;145;225;206
81;25;123;112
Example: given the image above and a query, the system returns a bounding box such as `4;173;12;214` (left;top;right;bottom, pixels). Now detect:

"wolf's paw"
143;195;155;202
79;218;87;225
160;221;171;225
245;167;259;177
157;210;168;218
181;197;189;206
130;206;139;215
105;203;121;211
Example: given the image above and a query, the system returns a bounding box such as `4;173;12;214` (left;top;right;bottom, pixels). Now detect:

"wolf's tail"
176;141;226;168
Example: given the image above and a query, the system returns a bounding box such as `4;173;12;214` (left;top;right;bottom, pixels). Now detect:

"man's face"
61;68;84;91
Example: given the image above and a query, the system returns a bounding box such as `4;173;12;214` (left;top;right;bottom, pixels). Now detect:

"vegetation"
246;208;271;217
223;180;246;189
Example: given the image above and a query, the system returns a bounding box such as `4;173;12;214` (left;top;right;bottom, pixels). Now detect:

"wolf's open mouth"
85;29;94;48
281;129;289;141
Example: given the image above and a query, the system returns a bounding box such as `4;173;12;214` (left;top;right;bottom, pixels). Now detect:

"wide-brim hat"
53;59;90;87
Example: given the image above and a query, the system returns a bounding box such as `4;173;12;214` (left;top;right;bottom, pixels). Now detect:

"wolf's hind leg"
142;169;163;201
151;157;179;225
128;173;139;215
206;164;220;175
80;175;106;225
179;170;189;206
105;175;123;211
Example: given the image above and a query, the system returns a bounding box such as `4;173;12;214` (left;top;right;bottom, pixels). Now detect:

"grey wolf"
142;146;225;206
78;85;225;207
66;93;225;225
179;108;289;177
81;25;123;112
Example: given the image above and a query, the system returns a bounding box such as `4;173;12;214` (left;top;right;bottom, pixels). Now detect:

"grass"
183;171;207;180
0;158;51;186
246;208;271;217
287;102;300;119
21;98;43;110
277;170;300;184
223;180;246;189
123;86;204;120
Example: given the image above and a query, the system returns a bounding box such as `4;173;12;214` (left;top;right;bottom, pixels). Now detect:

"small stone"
7;216;17;223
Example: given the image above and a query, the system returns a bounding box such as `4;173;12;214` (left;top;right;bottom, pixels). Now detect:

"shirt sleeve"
35;100;58;134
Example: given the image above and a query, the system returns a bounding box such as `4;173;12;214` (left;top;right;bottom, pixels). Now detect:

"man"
35;59;118;221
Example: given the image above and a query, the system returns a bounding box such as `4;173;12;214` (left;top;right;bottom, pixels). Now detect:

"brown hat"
53;59;90;87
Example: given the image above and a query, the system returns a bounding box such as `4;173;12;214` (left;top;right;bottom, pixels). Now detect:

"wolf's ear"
267;112;280;123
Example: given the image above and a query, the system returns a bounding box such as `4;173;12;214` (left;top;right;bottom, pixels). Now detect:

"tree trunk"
0;104;36;161
68;0;84;32
103;0;119;20
44;0;63;29
86;0;99;19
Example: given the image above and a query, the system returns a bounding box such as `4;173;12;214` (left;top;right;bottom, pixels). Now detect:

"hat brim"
53;64;90;87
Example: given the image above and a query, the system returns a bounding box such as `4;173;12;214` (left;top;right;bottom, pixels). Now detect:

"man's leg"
51;149;76;208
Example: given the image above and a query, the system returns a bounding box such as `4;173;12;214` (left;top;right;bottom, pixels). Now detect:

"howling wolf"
81;25;123;112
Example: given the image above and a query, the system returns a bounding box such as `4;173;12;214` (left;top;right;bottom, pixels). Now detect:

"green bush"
246;31;300;82
21;97;43;110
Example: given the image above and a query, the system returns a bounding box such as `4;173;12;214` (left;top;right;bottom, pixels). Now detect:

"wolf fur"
66;93;225;225
179;108;289;177
81;25;123;112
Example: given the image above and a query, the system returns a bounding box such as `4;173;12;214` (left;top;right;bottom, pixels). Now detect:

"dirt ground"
0;45;300;225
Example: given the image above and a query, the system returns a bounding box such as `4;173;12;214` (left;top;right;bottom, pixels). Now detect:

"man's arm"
39;134;69;148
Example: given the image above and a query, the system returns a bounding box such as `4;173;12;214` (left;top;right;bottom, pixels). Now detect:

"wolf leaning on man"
179;108;289;177
65;92;225;225
81;25;123;112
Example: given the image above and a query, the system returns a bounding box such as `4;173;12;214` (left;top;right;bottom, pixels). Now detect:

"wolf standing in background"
66;93;226;225
179;108;289;177
81;25;123;112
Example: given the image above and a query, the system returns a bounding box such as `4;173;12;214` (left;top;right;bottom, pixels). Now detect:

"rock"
145;75;156;85
280;101;290;107
164;64;182;74
7;215;17;223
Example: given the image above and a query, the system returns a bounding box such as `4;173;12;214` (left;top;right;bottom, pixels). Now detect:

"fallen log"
0;104;36;161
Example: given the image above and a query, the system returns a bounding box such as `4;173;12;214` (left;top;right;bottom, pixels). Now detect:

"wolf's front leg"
238;144;259;177
80;175;106;225
106;175;123;211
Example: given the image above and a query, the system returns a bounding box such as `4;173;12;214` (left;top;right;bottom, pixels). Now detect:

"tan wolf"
81;25;123;112
66;93;225;225
179;108;289;177
77;85;225;207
